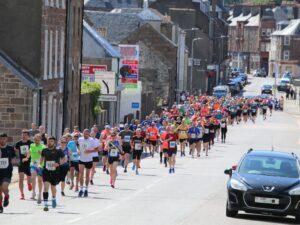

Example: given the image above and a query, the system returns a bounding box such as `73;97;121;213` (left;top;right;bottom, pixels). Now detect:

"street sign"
131;102;140;109
98;95;117;102
193;59;201;66
94;71;116;95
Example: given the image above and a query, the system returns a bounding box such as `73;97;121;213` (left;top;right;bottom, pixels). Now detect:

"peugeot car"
224;149;300;222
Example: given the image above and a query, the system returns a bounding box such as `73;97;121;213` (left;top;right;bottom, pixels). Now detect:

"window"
56;0;59;8
60;29;65;78
260;43;266;51
54;30;58;78
61;0;65;9
96;27;107;38
266;28;272;37
45;0;49;6
283;50;290;60
261;28;266;36
43;29;48;80
266;43;270;51
284;36;290;46
49;30;53;79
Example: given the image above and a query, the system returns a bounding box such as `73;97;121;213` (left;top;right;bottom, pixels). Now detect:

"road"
2;76;300;225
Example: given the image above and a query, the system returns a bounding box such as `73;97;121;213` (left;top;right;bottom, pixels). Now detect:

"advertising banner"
81;64;107;82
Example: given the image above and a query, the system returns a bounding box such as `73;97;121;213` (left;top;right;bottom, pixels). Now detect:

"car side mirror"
224;169;232;176
232;165;238;170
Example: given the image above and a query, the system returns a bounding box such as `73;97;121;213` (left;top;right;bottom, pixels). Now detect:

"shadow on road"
236;213;295;224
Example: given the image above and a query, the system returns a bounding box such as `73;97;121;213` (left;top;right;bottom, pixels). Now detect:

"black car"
224;150;300;222
261;84;273;95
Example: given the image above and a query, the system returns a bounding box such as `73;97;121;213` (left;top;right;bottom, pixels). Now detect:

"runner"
27;134;45;203
14;130;33;200
147;122;159;158
220;118;228;143
38;126;48;145
119;124;134;173
131;129;144;175
188;122;200;158
100;125;111;174
176;119;189;157
160;127;170;167
89;129;101;185
105;131;122;188
0;133;17;213
196;121;204;157
165;125;178;173
67;133;80;191
58;137;69;196
202;120;210;156
39;136;66;211
158;120;168;163
262;100;268;120
78;129;99;197
242;104;249;123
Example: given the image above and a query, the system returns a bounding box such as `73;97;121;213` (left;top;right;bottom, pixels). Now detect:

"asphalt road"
2;75;300;225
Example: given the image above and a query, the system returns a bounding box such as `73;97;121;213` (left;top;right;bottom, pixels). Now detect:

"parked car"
277;78;291;92
282;72;293;83
232;77;245;88
213;85;231;98
224;149;300;223
231;68;238;77
237;73;248;84
261;84;273;95
227;80;241;94
253;68;267;77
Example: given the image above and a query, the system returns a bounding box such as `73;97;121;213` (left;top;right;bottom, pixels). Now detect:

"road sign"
98;95;117;102
94;71;116;95
131;102;140;109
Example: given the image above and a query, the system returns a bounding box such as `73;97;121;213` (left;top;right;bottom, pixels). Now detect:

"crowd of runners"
0;94;277;213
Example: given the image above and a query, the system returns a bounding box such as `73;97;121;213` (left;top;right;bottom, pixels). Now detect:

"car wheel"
226;201;238;218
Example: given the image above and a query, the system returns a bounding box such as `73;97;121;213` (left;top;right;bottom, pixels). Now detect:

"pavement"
2;75;300;225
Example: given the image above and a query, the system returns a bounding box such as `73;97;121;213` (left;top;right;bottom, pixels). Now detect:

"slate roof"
85;0;140;9
111;8;163;21
0;50;38;89
83;20;121;58
245;13;260;27
272;19;300;36
85;10;144;44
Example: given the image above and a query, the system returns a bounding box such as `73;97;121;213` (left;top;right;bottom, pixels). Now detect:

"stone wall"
0;63;33;143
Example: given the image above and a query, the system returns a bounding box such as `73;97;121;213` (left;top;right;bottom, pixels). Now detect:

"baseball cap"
105;125;111;129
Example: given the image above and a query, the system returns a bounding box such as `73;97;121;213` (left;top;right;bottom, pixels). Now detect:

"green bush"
81;81;101;118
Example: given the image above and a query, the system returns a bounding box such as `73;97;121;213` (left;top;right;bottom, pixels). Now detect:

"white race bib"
124;136;131;142
191;134;196;139
221;123;226;128
80;143;88;153
0;158;9;169
205;129;209;134
179;131;186;135
134;143;142;150
20;145;29;155
109;149;118;157
45;161;56;171
169;141;176;148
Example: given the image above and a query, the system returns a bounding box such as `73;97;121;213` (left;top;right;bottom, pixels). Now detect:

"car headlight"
289;187;300;195
230;179;247;191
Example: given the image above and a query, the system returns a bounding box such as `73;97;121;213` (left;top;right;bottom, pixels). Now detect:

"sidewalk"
284;98;300;116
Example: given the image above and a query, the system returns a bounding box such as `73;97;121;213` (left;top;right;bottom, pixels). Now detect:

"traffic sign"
131;102;140;109
98;95;117;102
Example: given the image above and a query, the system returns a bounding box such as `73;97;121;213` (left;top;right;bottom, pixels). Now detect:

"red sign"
82;64;107;76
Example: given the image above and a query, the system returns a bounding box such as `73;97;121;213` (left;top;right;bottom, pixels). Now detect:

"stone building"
269;19;300;78
0;0;83;140
85;0;143;11
0;51;38;143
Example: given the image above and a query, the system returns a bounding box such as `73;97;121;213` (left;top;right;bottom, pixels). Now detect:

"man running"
100;125;111;174
15;130;33;200
90;129;101;185
27;134;45;203
131;129;144;175
119;124;134;173
78;129;99;197
188;122;200;158
0;133;17;213
67;133;80;191
39;136;66;211
147;122;159;157
165;125;178;173
58;137;69;196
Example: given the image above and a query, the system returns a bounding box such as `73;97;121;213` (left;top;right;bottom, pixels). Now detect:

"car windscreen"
213;90;226;93
263;85;272;89
280;80;289;84
239;155;299;178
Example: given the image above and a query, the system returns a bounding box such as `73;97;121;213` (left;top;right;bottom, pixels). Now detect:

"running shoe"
132;164;135;171
90;180;94;185
135;170;139;175
160;158;163;164
20;194;25;200
3;195;9;207
61;192;65;196
106;169;109;175
84;190;88;197
31;192;36;200
124;168;127;173
169;169;172;174
103;165;106;172
27;183;32;191
37;195;42;204
121;160;125;168
0;206;3;213
111;184;115;188
43;206;49;212
52;199;57;208
78;190;83;197
172;168;175;173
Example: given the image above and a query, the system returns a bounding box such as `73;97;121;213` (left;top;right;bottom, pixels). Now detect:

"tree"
81;81;101;119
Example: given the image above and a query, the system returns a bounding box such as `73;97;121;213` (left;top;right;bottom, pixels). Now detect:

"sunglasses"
61;142;67;144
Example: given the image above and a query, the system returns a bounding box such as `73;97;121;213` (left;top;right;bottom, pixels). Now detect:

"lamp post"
190;37;203;92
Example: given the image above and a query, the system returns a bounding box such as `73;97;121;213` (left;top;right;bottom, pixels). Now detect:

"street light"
190;37;203;92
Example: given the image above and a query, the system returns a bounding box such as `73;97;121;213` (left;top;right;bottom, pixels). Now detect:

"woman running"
202;120;210;156
220;118;228;143
131;129;144;175
165;125;178;173
176;119;189;157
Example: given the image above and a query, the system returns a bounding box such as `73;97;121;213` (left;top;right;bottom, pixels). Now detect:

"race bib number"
191;133;196;139
0;158;9;169
45;161;56;171
205;129;209;134
179;131;186;135
252;109;256;112
109;149;118;157
150;132;155;137
134;143;142;150
210;129;215;133
221;123;226;128
243;110;248;113
80;143;88;152
20;145;29;155
124;136;131;142
169;141;176;148
32;160;38;166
